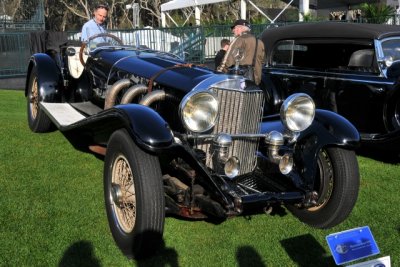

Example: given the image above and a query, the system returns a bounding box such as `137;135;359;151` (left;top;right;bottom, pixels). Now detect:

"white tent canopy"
160;0;247;27
160;0;338;27
161;0;229;12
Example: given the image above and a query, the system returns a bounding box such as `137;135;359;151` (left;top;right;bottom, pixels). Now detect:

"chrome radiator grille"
197;88;265;176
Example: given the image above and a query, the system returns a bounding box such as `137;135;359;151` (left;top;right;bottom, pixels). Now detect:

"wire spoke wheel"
307;149;334;212
111;155;136;233
29;76;39;120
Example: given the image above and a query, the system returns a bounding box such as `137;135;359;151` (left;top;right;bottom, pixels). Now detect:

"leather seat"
67;46;87;79
348;49;376;72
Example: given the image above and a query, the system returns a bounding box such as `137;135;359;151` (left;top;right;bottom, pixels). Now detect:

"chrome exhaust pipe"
120;84;148;104
104;78;131;109
139;90;180;106
139;90;166;106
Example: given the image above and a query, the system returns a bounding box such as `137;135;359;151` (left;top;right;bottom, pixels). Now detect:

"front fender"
262;109;360;148
303;109;360;148
25;53;61;102
261;109;360;189
61;104;174;153
117;104;174;151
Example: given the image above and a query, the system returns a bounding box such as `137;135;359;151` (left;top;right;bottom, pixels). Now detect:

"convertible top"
261;22;400;53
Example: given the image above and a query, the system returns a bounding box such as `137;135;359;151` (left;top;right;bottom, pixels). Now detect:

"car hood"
93;49;216;93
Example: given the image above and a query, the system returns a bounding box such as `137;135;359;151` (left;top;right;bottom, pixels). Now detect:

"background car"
260;22;400;153
26;32;360;259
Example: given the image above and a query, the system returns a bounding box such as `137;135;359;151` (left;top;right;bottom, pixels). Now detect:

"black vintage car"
260;22;400;152
26;33;360;259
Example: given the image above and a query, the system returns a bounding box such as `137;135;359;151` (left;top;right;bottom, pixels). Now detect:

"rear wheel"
288;147;359;229
104;129;165;259
27;67;52;132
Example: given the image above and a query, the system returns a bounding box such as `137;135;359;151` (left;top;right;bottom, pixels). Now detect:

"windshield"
381;38;400;62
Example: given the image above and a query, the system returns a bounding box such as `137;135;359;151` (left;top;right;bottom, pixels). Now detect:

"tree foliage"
2;0;300;31
360;2;395;24
1;0;42;22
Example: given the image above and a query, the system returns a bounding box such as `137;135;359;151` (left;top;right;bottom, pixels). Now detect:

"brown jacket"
217;31;265;85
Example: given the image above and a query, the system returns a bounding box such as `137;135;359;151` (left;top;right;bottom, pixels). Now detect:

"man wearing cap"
217;19;265;85
81;4;109;42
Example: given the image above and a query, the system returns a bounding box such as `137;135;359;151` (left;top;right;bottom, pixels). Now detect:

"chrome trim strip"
268;69;394;86
188;133;266;140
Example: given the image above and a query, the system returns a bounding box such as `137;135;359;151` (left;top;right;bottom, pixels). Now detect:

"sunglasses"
96;4;109;11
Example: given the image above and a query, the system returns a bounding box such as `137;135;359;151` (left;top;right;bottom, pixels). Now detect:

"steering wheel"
79;33;124;65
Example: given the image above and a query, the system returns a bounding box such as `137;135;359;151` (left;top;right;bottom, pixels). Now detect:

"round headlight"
280;93;315;132
181;92;218;132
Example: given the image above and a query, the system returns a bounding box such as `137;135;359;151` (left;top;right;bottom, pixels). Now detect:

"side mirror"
386;60;400;78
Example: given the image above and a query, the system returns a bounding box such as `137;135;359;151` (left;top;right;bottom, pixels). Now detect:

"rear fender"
25;53;61;102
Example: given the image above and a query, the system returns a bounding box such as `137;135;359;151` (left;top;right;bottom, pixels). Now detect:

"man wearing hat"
217;19;265;85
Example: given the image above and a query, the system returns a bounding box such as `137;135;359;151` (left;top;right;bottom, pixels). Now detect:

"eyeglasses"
96;4;109;11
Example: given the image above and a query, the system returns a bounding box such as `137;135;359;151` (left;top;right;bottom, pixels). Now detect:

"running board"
40;102;86;128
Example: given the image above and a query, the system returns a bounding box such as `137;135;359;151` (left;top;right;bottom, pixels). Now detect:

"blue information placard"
326;226;380;265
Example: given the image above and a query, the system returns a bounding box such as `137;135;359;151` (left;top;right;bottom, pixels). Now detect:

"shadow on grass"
59;238;179;267
136;244;179;267
236;246;266;267
134;232;179;267
280;234;336;267
58;240;101;267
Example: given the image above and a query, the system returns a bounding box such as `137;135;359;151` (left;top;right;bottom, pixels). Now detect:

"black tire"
288;147;359;229
27;67;52;132
104;129;165;259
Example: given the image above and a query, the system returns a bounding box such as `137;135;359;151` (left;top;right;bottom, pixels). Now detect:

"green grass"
0;89;399;266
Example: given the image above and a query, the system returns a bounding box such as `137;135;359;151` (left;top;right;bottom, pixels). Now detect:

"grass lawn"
0;89;399;266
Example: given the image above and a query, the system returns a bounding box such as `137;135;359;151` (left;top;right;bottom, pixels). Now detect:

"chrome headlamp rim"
179;91;219;133
280;93;315;132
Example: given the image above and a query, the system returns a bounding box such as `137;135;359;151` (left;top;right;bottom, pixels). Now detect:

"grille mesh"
197;88;264;175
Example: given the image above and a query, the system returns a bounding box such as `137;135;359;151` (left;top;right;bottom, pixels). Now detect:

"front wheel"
104;129;165;259
288;147;360;229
